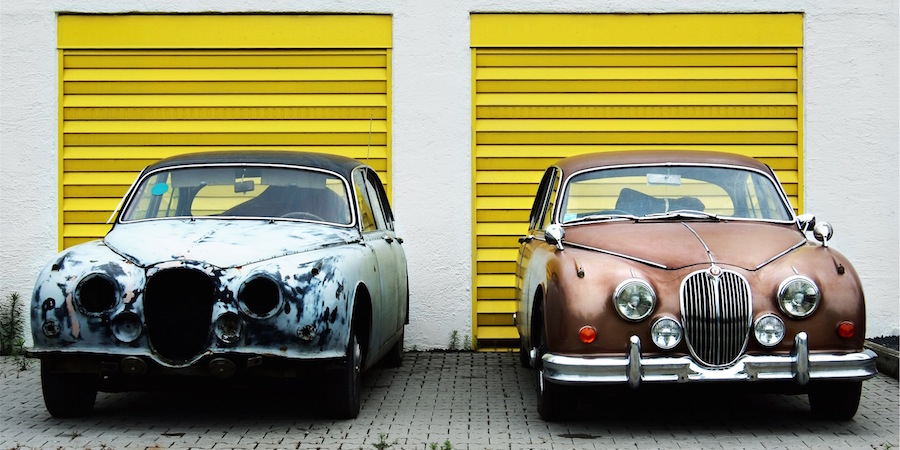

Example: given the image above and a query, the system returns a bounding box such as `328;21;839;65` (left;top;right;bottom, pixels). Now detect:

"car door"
352;168;404;352
516;167;560;344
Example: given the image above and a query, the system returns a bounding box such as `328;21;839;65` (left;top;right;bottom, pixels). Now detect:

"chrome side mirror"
544;224;565;251
798;213;833;247
813;221;834;248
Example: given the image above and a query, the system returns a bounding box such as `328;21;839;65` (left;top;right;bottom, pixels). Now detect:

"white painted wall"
1;0;897;350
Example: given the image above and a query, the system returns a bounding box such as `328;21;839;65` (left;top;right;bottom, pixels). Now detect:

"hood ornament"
708;265;722;278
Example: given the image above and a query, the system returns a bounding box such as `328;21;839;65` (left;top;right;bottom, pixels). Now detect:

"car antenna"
365;113;373;165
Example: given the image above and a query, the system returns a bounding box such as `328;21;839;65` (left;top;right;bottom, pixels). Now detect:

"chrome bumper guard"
541;333;878;389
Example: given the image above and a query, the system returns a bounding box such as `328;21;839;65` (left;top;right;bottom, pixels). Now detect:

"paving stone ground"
1;352;897;450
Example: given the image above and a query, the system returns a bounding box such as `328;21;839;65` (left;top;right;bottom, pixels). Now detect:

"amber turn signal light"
579;325;597;344
837;321;855;339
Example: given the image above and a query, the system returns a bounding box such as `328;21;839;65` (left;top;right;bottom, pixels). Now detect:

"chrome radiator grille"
680;268;752;367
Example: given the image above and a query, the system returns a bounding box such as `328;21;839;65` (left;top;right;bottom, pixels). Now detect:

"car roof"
144;150;367;180
553;150;774;176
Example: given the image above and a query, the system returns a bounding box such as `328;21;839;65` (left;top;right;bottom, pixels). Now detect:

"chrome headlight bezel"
777;275;820;318
613;278;656;322
754;313;786;347
650;316;683;349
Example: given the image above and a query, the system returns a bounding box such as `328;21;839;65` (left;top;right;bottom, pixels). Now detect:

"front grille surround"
144;267;216;363
679;267;753;367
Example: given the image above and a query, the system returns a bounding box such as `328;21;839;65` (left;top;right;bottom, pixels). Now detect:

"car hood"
104;219;359;268
562;220;806;271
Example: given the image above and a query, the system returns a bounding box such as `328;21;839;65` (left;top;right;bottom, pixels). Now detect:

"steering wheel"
281;211;324;221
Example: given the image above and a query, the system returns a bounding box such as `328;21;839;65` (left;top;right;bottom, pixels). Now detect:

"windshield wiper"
565;213;639;225
639;210;722;221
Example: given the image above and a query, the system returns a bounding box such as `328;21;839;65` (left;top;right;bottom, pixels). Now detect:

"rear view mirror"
234;179;255;193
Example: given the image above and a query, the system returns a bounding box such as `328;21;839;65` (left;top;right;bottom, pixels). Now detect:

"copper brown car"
515;150;877;420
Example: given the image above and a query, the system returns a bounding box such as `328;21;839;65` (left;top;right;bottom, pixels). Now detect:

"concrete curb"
865;340;899;380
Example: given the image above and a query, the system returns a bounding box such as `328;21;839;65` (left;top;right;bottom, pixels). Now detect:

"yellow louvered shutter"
58;15;391;249
471;14;803;349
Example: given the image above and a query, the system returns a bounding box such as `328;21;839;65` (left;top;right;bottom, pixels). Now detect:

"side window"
363;169;387;230
366;169;395;231
539;171;561;230
528;168;557;231
353;169;378;232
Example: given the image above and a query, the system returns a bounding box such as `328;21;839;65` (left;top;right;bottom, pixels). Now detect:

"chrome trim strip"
755;239;807;270
681;223;714;264
563;241;667;269
541;334;877;386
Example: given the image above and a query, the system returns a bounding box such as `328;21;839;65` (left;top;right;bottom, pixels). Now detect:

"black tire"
40;361;98;418
808;381;863;420
519;343;531;368
382;327;404;368
533;320;565;421
330;328;362;419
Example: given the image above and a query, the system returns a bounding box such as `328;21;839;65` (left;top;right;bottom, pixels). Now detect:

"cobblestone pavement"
1;352;897;449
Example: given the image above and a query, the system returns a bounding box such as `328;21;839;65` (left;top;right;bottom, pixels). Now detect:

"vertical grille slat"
680;268;752;367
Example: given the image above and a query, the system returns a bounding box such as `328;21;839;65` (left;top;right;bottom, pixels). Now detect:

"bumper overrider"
539;332;878;389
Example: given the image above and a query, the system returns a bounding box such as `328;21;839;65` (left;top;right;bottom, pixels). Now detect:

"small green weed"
372;432;397;450
0;293;25;357
429;440;453;450
448;330;460;351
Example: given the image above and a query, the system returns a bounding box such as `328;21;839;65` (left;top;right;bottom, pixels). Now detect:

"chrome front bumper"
539;333;878;389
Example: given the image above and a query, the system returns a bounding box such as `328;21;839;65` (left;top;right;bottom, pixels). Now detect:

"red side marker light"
837;321;855;339
579;326;596;344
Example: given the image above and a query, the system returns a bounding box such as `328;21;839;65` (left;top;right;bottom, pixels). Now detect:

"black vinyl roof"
143;150;368;180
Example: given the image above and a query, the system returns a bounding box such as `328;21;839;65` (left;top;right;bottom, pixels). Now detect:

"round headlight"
650;317;682;349
754;314;785;347
238;275;282;319
613;279;656;321
777;276;820;318
215;312;242;345
111;311;143;343
75;273;119;314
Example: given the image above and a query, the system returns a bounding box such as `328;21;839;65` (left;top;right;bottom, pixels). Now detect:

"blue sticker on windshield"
564;213;577;222
151;183;169;196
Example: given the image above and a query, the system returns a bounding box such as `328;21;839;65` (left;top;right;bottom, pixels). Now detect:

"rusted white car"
30;151;408;418
516;150;877;420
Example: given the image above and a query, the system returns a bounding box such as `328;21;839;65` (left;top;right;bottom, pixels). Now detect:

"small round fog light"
215;312;242;345
579;326;596;344
42;319;61;337
754;314;785;347
837;321;855;339
111;312;142;343
650;317;682;349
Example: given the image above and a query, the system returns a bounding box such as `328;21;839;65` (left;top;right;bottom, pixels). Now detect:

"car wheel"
534;322;564;420
808;381;862;420
40;361;98;418
330;328;362;419
383;327;404;368
519;342;531;368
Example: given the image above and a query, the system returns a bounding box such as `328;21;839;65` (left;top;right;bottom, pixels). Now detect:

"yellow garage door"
471;14;803;349
58;15;391;249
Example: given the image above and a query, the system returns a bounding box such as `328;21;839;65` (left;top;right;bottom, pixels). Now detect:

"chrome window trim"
118;162;357;228
555;162;797;226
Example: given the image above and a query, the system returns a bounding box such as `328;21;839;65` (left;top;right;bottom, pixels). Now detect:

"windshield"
559;165;794;224
120;165;352;225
